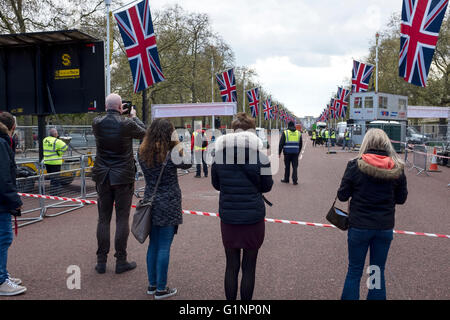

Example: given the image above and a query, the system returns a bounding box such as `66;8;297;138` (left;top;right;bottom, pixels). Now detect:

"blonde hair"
358;128;404;168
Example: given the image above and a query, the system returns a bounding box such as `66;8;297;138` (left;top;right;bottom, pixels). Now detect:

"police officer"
279;121;303;185
191;127;208;178
43;128;68;194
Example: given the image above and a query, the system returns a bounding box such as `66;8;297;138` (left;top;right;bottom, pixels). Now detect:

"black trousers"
284;153;299;183
96;180;134;263
194;151;208;176
45;164;62;192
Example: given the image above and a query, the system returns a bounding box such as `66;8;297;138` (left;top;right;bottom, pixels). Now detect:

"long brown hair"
139;118;179;167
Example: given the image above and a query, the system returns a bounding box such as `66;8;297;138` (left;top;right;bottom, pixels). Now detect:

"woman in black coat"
337;128;408;300
211;112;273;300
138;119;191;300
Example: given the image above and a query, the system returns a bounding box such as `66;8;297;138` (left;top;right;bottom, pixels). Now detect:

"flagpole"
105;0;112;96
242;71;245;113
259;88;261;128
211;55;215;132
375;32;379;93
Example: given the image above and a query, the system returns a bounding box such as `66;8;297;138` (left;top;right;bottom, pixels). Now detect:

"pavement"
3;137;450;300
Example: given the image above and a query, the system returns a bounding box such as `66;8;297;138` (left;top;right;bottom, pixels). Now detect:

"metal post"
375;32;379;93
242;71;245;113
105;0;112;96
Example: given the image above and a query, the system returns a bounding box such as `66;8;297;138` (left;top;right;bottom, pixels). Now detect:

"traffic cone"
428;147;441;172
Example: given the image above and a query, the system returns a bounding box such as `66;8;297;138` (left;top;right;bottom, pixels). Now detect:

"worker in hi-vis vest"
279;121;303;185
324;128;330;147
191;127;208;178
311;130;317;147
330;129;336;147
43;128;68;192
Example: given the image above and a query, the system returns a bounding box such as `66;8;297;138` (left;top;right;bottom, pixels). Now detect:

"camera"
122;100;133;115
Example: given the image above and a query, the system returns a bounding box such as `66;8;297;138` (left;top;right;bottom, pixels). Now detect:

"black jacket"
92;110;146;185
211;131;274;225
279;125;303;155
337;150;408;230
139;150;191;227
0;123;22;214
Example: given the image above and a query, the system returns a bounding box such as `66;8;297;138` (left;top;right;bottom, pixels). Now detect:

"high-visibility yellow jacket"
324;130;330;139
43;136;68;165
345;131;350;140
331;131;336;139
192;131;207;152
283;130;301;154
312;131;316;140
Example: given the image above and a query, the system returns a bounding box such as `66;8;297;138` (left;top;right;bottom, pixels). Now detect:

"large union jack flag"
399;0;448;87
246;88;259;118
263;99;272;120
114;0;165;93
216;68;237;102
329;99;337;119
352;60;375;93
272;104;278;120
335;87;350;118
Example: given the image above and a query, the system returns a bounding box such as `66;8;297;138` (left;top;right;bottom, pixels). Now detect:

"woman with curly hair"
138;118;191;300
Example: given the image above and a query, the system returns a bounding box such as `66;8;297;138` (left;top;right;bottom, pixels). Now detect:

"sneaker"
147;285;157;295
154;287;177;300
0;278;27;296
8;276;22;285
281;179;289;183
115;261;137;274
95;263;106;274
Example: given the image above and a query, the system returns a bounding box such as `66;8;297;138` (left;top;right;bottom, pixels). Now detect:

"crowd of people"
0;94;408;300
311;126;352;150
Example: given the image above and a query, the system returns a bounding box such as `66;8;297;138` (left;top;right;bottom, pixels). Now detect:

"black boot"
115;261;137;274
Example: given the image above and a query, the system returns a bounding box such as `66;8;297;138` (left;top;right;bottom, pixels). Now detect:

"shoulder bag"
326;196;349;231
131;153;170;244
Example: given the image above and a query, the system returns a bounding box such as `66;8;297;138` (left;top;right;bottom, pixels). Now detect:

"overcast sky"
149;0;403;117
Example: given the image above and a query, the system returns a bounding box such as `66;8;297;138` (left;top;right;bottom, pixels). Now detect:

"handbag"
326;196;349;231
131;153;170;244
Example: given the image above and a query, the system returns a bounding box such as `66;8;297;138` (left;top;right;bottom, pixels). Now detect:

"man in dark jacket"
92;94;146;274
279;121;303;185
0;112;26;296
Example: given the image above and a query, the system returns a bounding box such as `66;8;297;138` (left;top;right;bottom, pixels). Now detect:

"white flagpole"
375;32;379;93
105;0;112;96
259;89;261;128
242;71;245;113
211;55;215;132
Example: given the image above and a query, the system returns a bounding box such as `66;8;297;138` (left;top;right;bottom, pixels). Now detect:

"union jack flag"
246;88;259;118
335;87;350;118
329;99;337;119
399;0;448;87
352;60;375;93
263;99;272;120
216;68;237;102
272;104;278;120
114;0;165;93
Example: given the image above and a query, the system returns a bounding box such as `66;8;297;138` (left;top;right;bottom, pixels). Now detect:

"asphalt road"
4;137;450;300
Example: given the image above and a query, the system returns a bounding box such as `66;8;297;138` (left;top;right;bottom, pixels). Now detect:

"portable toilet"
368;121;402;152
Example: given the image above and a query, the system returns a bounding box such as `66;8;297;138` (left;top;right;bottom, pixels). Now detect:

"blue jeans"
147;225;175;291
341;228;393;300
0;213;13;285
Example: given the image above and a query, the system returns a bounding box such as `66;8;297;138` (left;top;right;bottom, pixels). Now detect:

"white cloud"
150;0;402;117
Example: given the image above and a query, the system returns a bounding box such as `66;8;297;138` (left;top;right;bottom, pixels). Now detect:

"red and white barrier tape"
18;192;450;240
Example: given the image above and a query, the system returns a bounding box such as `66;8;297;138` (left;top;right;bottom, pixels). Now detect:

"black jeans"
224;248;259;300
96;180;134;263
283;153;299;183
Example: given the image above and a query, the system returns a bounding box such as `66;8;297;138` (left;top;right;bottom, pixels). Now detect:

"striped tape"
18;192;450;240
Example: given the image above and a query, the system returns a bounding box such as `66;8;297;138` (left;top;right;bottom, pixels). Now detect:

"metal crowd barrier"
410;145;429;176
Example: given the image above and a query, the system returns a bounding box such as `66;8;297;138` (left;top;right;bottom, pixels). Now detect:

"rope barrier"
18;192;450;240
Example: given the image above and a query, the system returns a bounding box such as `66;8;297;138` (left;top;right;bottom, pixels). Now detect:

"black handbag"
131;153;169;244
326;196;349;231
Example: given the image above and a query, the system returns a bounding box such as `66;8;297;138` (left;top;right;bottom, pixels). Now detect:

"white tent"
151;102;237;119
407;106;450;119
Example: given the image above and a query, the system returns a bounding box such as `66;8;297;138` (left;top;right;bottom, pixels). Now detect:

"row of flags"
318;0;448;122
216;67;297;124
111;0;448;124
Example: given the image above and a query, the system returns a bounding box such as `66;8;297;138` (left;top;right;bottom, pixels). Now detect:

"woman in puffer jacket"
337;128;408;300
